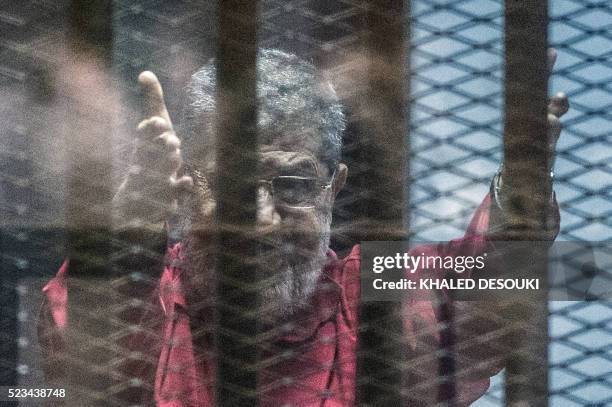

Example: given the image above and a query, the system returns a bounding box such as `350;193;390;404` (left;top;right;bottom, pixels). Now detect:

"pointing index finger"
138;71;171;124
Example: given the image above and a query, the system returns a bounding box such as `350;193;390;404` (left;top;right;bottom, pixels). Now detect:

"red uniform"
39;194;558;406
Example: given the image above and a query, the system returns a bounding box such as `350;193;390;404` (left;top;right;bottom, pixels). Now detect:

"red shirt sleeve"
37;254;172;405
40;259;69;329
37;260;69;387
406;192;559;387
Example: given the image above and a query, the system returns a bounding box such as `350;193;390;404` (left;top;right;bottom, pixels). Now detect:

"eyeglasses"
189;167;336;209
258;169;336;209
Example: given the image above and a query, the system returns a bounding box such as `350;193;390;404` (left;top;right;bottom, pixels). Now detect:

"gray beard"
256;238;329;323
180;222;331;325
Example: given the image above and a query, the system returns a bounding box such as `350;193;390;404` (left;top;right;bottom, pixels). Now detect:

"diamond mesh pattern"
0;0;609;405
409;1;611;405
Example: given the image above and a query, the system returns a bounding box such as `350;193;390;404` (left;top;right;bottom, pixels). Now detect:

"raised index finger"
138;71;172;124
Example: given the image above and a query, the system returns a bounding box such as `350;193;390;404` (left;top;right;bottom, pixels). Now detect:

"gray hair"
180;49;345;174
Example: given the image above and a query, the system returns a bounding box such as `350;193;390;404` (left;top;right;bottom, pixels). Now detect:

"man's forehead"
258;126;322;156
258;149;321;175
198;130;328;176
199;147;326;177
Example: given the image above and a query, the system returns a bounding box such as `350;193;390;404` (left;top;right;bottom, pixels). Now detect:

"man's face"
185;131;347;322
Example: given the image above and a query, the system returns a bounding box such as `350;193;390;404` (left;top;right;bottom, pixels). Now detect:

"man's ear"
332;163;348;197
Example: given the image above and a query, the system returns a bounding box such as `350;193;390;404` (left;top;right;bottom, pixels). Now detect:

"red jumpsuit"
39;193;559;406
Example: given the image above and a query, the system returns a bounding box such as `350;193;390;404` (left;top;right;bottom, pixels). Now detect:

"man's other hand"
546;49;570;163
498;48;570;200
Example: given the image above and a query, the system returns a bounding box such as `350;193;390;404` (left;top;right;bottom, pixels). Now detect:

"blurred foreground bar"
213;1;260;406
503;0;550;405
65;0;114;273
64;1;116;404
355;0;410;405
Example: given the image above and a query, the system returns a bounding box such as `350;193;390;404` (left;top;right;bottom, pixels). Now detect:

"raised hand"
545;49;569;166
113;72;192;230
497;48;569;204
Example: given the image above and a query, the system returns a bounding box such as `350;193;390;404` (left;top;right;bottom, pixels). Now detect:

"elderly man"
40;49;568;406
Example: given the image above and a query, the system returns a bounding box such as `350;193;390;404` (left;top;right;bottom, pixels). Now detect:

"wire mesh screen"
409;1;610;406
0;0;610;406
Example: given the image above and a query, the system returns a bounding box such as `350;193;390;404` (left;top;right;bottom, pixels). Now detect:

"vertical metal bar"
356;0;410;405
65;1;114;404
65;0;114;272
214;1;259;405
503;0;550;405
0;5;31;389
69;0;113;62
437;297;456;405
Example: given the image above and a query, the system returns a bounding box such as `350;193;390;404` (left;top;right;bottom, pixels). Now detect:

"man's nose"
256;185;281;227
